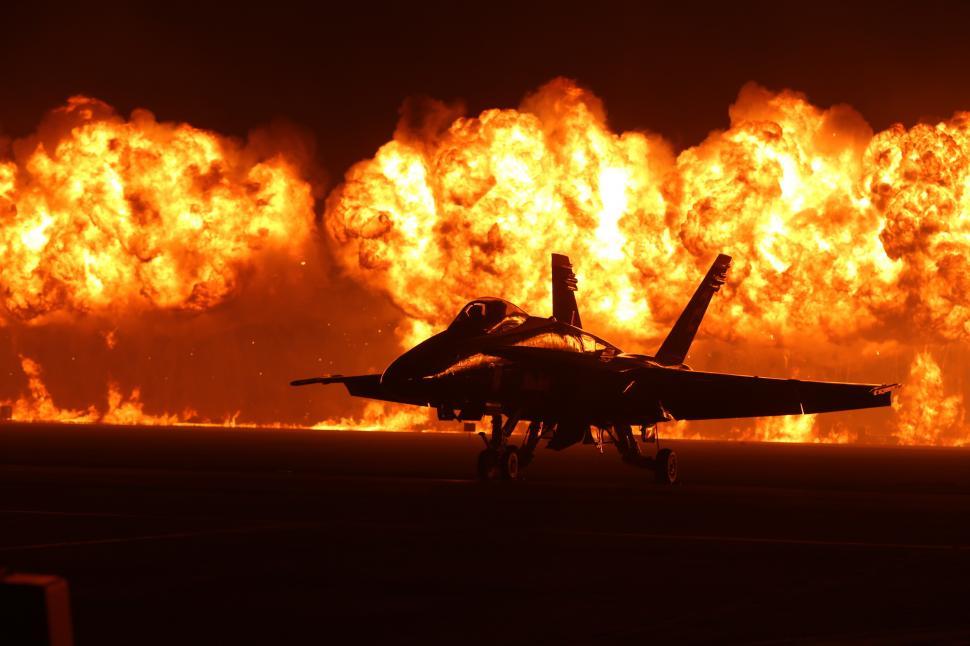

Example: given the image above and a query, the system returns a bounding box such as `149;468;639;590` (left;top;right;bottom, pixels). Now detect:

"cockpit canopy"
448;298;529;336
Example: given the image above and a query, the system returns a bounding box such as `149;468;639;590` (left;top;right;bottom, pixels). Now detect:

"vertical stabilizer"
551;253;582;328
654;254;732;366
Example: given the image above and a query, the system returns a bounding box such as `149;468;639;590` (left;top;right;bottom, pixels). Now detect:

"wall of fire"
0;80;966;445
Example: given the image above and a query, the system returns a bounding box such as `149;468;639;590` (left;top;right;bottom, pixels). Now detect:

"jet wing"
290;374;433;407
627;367;898;420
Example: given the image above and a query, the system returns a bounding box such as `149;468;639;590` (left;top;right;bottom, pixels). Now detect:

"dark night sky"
5;0;970;181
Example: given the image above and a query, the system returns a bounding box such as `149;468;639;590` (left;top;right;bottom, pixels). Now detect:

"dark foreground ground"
0;423;968;645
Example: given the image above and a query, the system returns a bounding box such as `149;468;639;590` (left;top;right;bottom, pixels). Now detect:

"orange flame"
0;96;314;323
324;78;970;445
3;86;970;445
326;80;908;348
893;352;966;446
1;354;438;432
325;79;970;347
2;355;204;426
4;356;99;423
313;401;439;432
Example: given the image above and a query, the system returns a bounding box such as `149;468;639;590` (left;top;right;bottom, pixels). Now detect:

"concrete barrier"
0;570;73;646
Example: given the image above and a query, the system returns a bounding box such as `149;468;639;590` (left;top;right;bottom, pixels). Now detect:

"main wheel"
477;449;499;481
655;448;678;484
500;445;520;480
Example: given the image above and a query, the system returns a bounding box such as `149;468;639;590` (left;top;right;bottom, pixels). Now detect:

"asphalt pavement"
1;424;968;644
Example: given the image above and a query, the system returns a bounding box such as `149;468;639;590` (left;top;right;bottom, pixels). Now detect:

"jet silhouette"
293;254;897;483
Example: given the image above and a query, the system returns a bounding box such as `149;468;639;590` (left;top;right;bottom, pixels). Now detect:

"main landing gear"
477;414;542;481
615;424;678;484
475;415;677;484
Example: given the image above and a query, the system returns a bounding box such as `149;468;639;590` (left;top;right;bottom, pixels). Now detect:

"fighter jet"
292;254;897;483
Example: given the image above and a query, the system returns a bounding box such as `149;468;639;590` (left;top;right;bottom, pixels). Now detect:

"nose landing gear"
476;413;526;481
475;444;521;480
475;415;677;484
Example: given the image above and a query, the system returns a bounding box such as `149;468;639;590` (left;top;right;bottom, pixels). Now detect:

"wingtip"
872;383;901;397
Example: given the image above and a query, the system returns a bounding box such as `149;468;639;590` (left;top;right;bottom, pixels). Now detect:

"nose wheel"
476;445;521;481
476;413;526;481
655;447;678;484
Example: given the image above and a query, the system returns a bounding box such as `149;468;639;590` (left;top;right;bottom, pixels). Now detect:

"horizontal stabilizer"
655;254;732;366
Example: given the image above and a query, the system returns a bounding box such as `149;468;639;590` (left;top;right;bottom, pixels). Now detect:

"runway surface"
1;423;969;644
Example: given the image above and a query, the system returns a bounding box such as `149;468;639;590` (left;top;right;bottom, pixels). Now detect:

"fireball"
326;78;970;445
0;96;314;323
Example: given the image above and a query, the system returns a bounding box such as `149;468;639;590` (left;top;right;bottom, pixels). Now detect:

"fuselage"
379;297;680;428
292;252;896;462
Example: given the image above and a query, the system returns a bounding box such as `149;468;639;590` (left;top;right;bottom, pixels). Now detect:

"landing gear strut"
614;423;678;484
518;421;544;469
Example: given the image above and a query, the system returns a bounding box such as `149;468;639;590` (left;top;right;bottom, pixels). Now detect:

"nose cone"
381;332;456;385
